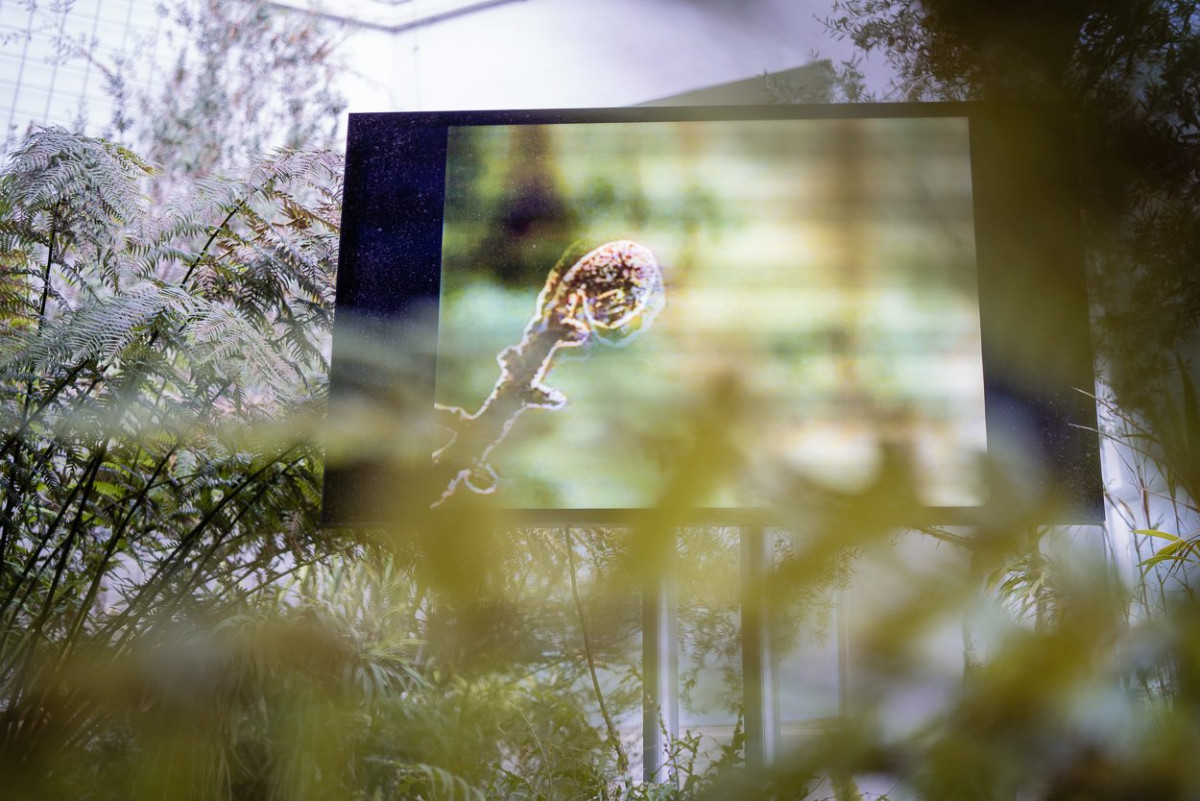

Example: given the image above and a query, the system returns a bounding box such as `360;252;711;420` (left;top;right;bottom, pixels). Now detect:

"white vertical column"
642;541;678;784
742;525;778;767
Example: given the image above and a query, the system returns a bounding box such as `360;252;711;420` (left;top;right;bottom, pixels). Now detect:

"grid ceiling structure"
0;0;513;152
0;0;169;151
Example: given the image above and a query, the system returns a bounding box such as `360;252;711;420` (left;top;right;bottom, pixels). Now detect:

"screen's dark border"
323;103;1104;527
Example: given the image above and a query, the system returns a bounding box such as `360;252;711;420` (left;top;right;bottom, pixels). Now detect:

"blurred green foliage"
1;122;1199;801
2;0;1199;796
824;0;1200;420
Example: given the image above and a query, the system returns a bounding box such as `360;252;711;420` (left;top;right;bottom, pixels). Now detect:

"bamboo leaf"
1134;528;1182;542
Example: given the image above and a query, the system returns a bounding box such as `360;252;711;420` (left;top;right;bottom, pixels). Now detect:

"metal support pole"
642;542;678;784
741;525;778;768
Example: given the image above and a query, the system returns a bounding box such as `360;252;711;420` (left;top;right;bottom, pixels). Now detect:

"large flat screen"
324;104;1103;525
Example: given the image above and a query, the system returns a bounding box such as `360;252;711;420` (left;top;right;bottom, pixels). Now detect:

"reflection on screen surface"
434;117;986;509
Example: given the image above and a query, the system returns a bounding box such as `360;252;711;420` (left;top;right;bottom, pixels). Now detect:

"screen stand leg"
742;525;779;768
642;544;678;785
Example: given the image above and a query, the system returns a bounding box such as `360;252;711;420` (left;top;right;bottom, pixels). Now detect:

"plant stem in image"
432;240;665;507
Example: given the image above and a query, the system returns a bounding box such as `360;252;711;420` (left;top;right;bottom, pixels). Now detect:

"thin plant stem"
564;527;630;777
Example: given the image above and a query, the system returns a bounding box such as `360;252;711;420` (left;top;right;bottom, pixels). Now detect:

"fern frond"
1;127;155;292
381;761;488;801
183;298;302;397
0;282;193;376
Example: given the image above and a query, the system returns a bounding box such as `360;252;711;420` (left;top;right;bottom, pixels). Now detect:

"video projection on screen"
432;116;988;510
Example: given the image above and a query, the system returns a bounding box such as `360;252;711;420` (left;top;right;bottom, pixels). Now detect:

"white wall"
0;0;894;146
333;0;894;113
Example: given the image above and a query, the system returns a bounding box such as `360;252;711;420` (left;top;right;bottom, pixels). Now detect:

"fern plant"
0;128;664;801
0;126;341;786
